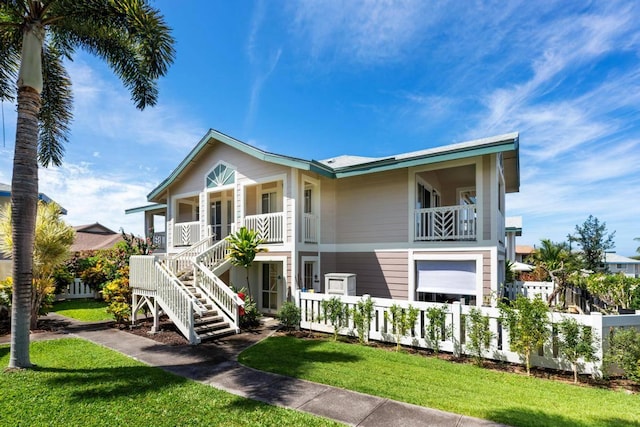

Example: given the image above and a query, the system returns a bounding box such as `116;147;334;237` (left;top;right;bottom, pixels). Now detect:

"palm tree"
225;227;267;299
0;1;174;368
530;239;577;307
0;201;75;329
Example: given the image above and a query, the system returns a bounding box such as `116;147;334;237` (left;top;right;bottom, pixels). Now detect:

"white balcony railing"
414;204;476;241
244;212;284;243
304;213;318;243
152;231;166;250
173;221;200;246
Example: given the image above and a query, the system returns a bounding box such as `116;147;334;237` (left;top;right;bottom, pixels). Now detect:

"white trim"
319;242;497;252
203;160;237;191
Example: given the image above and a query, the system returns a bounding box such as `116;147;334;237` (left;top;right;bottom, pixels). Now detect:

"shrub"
499;295;550;375
425;305;449;353
466;307;494;366
102;268;132;325
321;297;347;341
605;327;640;383
0;277;12;319
351;296;374;344
557;317;598;383
384;304;419;352
277;301;301;332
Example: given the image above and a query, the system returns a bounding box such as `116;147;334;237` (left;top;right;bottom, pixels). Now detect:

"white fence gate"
56;278;98;300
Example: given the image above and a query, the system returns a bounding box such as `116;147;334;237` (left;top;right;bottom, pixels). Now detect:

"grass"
0;339;339;427
50;299;111;322
239;336;640;427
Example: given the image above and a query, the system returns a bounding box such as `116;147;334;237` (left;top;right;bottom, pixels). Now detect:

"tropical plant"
277;301;301;332
384;304;419;352
604;327;640;383
0;201;74;329
351;295;374;344
0;0;174;368
321;296;347;341
225;227;266;299
584;273;640;312
530;239;580;307
466;307;494;366
424;304;450;353
499;295;550;375
102;268;131;326
557;317;598;383
569;215;616;273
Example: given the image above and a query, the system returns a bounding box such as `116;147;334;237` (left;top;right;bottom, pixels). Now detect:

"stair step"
195;314;223;324
198;327;237;341
194;321;229;333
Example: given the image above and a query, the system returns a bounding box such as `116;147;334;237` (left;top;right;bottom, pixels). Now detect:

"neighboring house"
128;129;519;343
70;223;124;252
515;245;535;263
603;252;640;278
0;183;67;281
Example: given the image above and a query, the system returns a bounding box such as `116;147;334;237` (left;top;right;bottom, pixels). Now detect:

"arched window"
206;163;235;188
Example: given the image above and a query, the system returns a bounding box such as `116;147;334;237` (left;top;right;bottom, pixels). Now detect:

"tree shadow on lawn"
34;364;189;402
487;406;640;427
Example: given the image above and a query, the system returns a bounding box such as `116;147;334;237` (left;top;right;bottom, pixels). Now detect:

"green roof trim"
145;129;519;202
125;203;167;215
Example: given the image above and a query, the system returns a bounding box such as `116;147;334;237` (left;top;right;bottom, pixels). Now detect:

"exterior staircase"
130;237;243;344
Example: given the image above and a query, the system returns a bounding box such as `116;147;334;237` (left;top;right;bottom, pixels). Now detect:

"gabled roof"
147;129;520;202
70;222;124;252
0;182;68;215
603;253;640;265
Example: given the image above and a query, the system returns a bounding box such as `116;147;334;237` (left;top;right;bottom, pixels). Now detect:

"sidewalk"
2;314;505;427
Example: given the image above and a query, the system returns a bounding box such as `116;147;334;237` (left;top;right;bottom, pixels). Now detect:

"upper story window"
206;163;235;189
417;181;440;209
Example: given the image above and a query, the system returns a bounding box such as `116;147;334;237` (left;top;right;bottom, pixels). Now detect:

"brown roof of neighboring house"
70;223;124;252
516;245;535;255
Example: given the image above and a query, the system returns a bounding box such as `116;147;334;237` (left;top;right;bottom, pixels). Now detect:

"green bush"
351;296;374;344
277;301;301;331
557;317;598;383
466;307;494;366
102;268;131;325
384;304;419;352
425;305;449;353
321;297;347;341
605;327;640;383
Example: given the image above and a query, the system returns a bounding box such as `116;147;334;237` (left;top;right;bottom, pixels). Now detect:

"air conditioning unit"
325;273;356;296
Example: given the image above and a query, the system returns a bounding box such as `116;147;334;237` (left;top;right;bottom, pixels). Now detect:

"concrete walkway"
2;315;505;427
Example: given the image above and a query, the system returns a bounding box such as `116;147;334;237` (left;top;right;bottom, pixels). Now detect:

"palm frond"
38;42;72;167
0;5;22;101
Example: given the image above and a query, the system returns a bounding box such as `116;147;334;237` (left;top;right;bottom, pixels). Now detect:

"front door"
210;200;222;240
261;263;279;312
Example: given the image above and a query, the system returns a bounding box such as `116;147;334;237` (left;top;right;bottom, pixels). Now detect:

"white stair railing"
167;235;216;275
194;262;244;332
195;238;231;272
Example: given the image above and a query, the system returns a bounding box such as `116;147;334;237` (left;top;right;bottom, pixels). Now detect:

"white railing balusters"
173;221;201;246
415;204;476;241
303;213;318;243
243;212;284;243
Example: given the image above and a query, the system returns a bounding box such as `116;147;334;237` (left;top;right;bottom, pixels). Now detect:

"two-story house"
127;129;519;343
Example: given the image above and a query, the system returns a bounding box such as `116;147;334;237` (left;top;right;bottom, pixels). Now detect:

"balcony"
173;221;200;246
244;213;284;243
304;213;318;243
415;205;476;241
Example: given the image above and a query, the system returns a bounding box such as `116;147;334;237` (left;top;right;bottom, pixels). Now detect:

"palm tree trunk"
8;87;41;369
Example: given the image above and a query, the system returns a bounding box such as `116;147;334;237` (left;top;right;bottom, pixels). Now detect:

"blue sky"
1;1;639;255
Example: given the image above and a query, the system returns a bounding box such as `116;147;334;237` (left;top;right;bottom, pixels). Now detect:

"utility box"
325;273;356;296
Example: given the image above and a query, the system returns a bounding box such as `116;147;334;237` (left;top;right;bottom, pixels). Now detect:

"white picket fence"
56;278;98;300
296;291;640;376
502;281;553;301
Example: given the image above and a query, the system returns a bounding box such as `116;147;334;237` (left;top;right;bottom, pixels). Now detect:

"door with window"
261;263;280;312
210;199;222;240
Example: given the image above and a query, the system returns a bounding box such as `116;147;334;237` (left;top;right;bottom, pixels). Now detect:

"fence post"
591;312;604;378
451;301;462;357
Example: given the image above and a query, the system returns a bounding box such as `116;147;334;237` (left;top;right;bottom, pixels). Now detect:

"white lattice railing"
173;221;200;246
296;292;640;376
244;212;284;243
152;232;166;250
194;262;243;332
304;213;318;243
414;205;476;241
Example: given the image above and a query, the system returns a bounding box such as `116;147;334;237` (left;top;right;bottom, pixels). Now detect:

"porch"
414;204;476;241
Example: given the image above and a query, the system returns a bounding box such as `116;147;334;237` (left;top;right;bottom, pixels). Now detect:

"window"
416;260;478;304
304;188;312;214
262;192;278;214
206;164;235;188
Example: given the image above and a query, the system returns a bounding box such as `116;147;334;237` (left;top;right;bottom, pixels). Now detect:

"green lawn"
0;339;339;427
239;336;640;427
50;299;111;321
